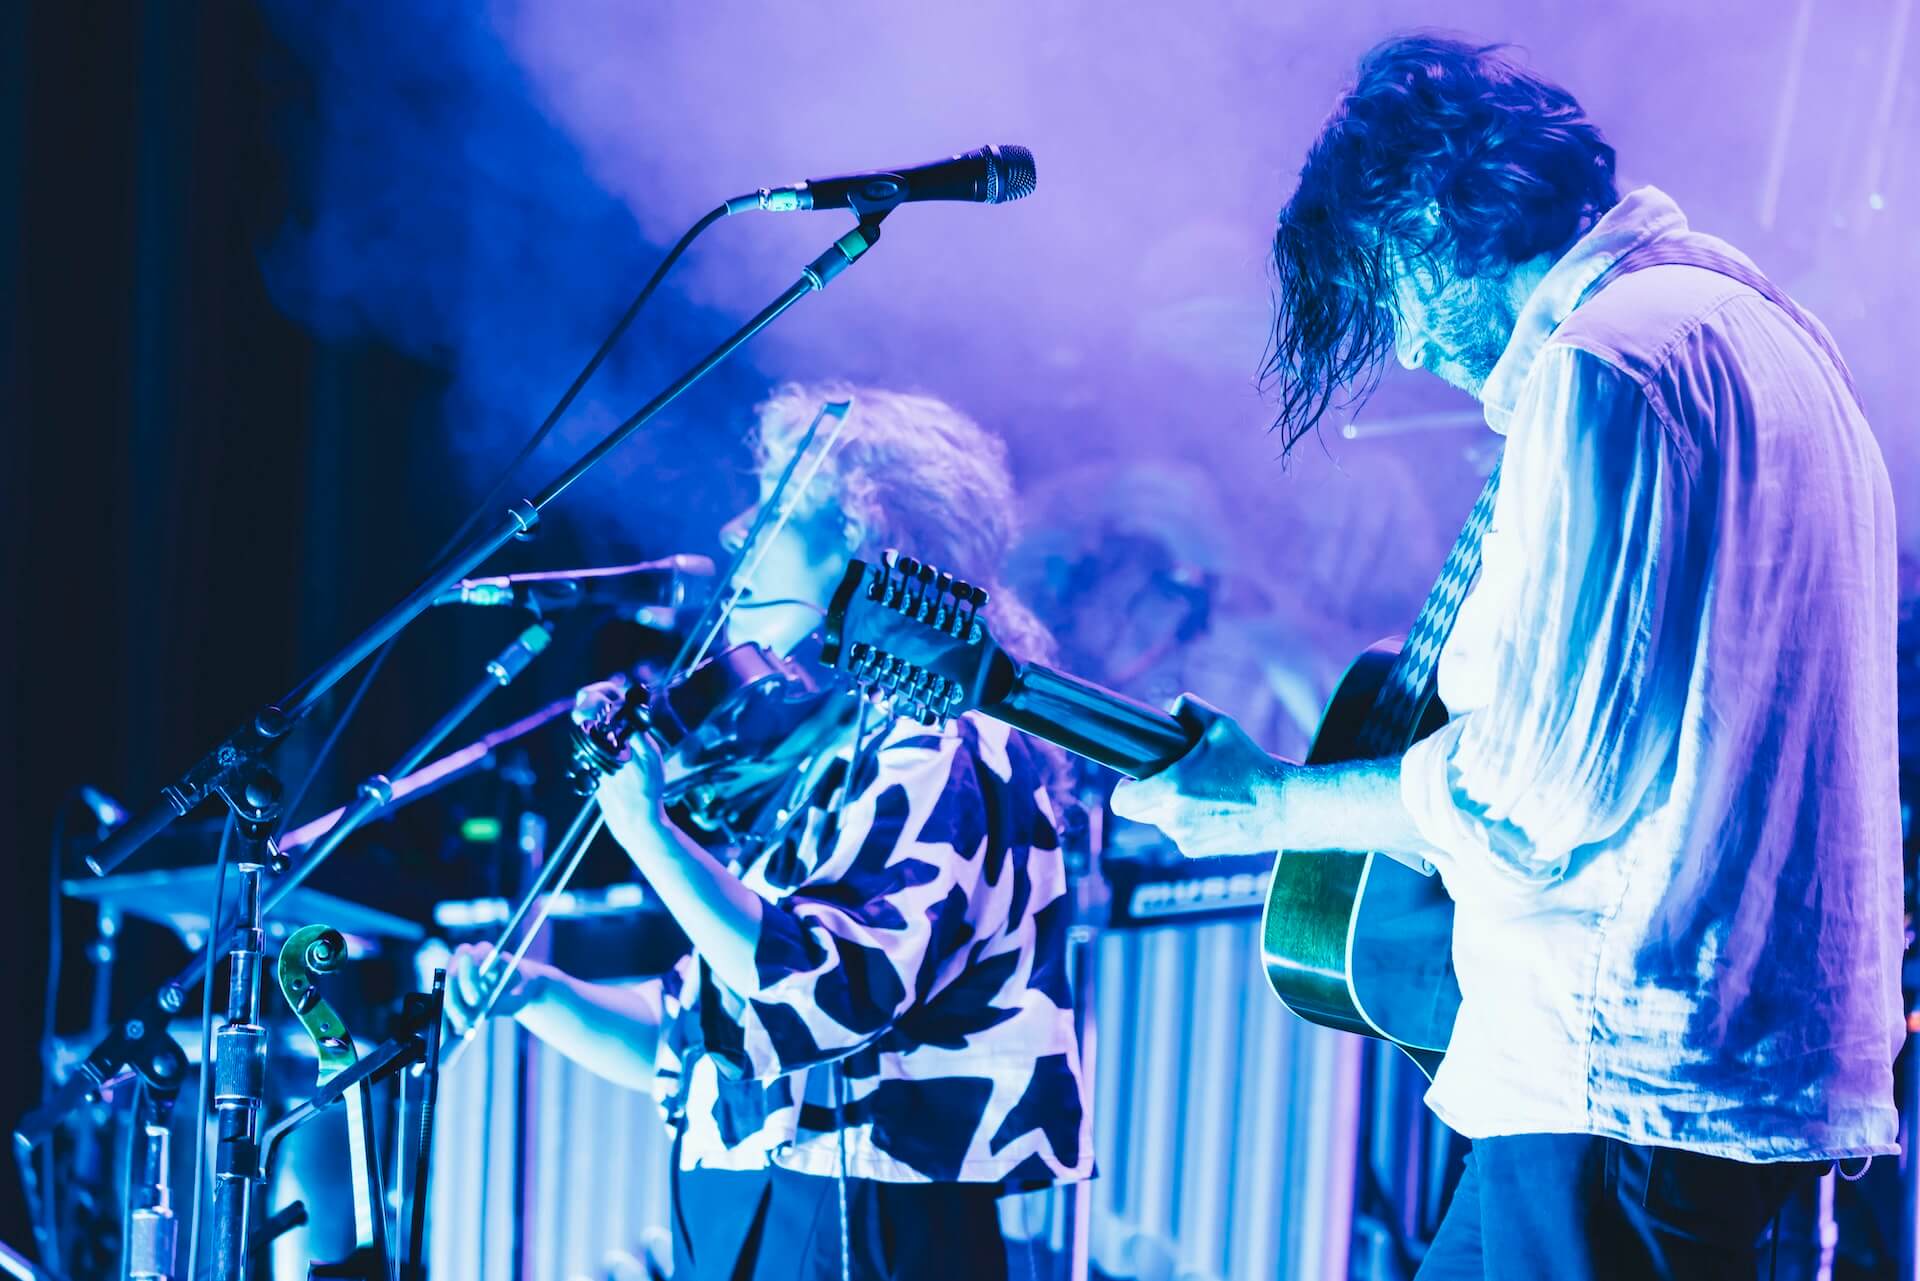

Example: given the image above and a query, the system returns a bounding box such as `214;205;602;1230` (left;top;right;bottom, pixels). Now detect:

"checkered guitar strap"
1357;459;1503;754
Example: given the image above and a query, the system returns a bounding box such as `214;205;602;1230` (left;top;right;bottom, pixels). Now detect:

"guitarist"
1113;33;1902;1281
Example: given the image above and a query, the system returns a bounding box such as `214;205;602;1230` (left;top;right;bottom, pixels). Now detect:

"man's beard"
1420;272;1513;398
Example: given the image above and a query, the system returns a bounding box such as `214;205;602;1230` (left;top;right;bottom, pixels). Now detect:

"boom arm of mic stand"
278;621;554;895
83;207;889;883
82;501;540;881
276;698;572;856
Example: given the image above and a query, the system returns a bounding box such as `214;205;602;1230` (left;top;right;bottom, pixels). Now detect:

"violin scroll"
566;681;653;795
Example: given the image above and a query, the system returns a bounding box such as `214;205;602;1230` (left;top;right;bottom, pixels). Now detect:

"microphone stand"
275;698;573;857
16;205;896;1166
25;624;556;1281
82;209;891;882
208;865;269;1281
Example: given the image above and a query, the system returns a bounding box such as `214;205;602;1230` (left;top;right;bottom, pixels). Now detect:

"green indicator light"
460;817;502;843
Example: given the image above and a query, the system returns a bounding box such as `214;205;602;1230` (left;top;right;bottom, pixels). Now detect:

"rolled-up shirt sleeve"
700;730;989;1080
1400;346;1704;886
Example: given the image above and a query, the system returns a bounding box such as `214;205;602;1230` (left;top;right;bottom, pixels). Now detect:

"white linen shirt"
1399;187;1903;1161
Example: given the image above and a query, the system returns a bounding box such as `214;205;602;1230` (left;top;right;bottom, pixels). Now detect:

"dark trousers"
671;1160;1010;1281
1415;1134;1829;1281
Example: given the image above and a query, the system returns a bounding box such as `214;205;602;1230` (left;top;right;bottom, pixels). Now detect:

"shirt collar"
1479;186;1689;432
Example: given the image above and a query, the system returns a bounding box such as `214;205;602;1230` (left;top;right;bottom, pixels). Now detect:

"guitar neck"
986;661;1195;779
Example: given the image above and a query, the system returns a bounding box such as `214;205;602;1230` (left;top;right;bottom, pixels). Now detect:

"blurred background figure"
1008;460;1359;850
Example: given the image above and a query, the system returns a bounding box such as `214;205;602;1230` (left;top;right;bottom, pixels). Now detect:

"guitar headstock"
820;552;1018;727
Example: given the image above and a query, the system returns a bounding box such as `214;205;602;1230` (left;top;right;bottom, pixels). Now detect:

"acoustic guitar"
819;465;1498;1077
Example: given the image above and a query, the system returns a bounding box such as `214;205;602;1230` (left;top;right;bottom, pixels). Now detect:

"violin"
570;639;855;841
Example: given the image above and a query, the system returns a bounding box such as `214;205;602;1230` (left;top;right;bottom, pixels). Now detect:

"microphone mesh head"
985;145;1037;204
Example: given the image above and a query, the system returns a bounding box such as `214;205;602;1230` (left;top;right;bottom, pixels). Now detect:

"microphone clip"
726;180;906;220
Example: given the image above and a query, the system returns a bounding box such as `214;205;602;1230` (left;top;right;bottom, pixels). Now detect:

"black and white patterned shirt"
653;711;1091;1187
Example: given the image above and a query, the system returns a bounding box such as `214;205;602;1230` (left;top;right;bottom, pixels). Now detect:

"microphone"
433;555;715;627
726;145;1036;216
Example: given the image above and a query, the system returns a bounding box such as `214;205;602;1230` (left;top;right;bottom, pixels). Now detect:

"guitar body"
1260;641;1461;1079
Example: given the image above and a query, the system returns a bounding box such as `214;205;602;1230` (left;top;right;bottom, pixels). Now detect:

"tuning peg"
925;674;952;723
908;561;936;621
926;571;956;632
949;579;974;635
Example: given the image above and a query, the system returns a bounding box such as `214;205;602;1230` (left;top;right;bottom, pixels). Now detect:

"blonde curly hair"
751;381;1059;668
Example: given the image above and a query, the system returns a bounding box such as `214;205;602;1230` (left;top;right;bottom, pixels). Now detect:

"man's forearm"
517;973;664;1090
1110;696;1442;864
1270;757;1437;869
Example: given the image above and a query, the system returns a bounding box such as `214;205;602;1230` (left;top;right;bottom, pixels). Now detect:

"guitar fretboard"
1356;459;1502;756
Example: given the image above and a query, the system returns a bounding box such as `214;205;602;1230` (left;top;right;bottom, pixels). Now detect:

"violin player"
445;383;1092;1281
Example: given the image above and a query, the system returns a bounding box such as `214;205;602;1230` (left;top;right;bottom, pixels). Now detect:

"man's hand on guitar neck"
1110;695;1438;870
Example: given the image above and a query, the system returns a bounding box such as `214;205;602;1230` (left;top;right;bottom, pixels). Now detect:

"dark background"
0;4;751;1250
5;3;407;1248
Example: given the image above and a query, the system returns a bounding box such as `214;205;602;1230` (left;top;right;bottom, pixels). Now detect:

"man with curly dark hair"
1114;33;1902;1279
